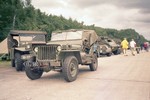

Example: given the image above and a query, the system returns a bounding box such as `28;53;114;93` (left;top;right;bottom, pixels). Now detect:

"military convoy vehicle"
99;44;112;57
97;36;121;56
106;38;121;55
7;30;47;71
23;29;99;82
97;37;112;57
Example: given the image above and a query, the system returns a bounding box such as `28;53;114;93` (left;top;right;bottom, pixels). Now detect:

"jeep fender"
10;48;29;60
59;51;82;64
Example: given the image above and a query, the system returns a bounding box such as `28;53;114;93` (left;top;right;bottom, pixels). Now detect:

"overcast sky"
31;0;150;40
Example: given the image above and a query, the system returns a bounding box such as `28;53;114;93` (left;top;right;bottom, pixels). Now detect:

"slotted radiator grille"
37;45;58;60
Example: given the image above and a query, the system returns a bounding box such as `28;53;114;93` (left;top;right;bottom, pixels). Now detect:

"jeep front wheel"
25;62;43;80
62;56;79;82
89;54;98;71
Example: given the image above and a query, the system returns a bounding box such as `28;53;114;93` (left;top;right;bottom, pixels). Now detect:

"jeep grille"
37;45;58;61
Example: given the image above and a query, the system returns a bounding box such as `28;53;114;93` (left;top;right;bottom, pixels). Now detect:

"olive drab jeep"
7;30;47;71
24;29;99;82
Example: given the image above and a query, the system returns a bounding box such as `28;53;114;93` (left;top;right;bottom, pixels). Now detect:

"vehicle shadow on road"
39;72;65;82
33;66;92;82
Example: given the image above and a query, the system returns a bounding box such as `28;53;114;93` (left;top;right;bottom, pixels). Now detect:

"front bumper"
21;54;33;60
37;60;61;67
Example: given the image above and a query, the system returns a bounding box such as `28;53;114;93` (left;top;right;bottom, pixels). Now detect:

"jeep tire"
89;54;98;71
15;53;24;71
62;56;79;82
11;59;15;67
25;60;43;80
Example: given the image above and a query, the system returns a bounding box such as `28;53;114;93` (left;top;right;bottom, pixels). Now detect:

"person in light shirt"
130;39;136;56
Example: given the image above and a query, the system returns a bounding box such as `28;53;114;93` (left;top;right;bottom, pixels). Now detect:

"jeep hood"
15;47;28;51
47;40;82;46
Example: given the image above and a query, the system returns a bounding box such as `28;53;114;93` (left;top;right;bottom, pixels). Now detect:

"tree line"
0;0;148;45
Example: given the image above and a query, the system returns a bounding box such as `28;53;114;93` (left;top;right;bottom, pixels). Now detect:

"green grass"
0;61;10;67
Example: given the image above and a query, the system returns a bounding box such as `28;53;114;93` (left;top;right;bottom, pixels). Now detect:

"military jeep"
7;30;47;71
24;29;99;82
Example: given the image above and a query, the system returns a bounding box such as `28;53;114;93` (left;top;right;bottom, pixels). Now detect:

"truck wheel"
89;54;98;71
106;53;112;57
62;56;79;82
113;49;120;55
11;59;15;67
25;61;43;80
96;51;100;57
15;53;24;71
96;47;100;57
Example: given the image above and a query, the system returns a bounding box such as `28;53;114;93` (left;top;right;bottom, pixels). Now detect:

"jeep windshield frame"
51;31;83;41
19;34;46;42
9;30;47;45
18;34;46;46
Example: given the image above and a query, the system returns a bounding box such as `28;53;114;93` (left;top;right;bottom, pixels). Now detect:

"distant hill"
0;0;148;45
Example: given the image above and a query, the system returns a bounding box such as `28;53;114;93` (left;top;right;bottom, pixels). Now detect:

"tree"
0;0;148;43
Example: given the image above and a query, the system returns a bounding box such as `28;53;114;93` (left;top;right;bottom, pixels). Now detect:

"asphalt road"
0;51;150;100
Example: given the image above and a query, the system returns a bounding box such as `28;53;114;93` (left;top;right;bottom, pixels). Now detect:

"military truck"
99;36;121;55
108;38;121;55
23;29;99;82
99;44;112;57
7;30;47;71
97;37;112;57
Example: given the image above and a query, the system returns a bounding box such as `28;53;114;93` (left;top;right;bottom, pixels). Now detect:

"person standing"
130;39;136;56
121;38;129;56
144;42;149;52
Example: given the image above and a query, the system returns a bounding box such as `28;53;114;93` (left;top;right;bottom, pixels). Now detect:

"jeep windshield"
19;34;45;42
19;34;45;45
51;31;82;41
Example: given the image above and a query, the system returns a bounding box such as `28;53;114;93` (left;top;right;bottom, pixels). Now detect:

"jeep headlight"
57;46;62;52
34;47;38;52
26;44;31;49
